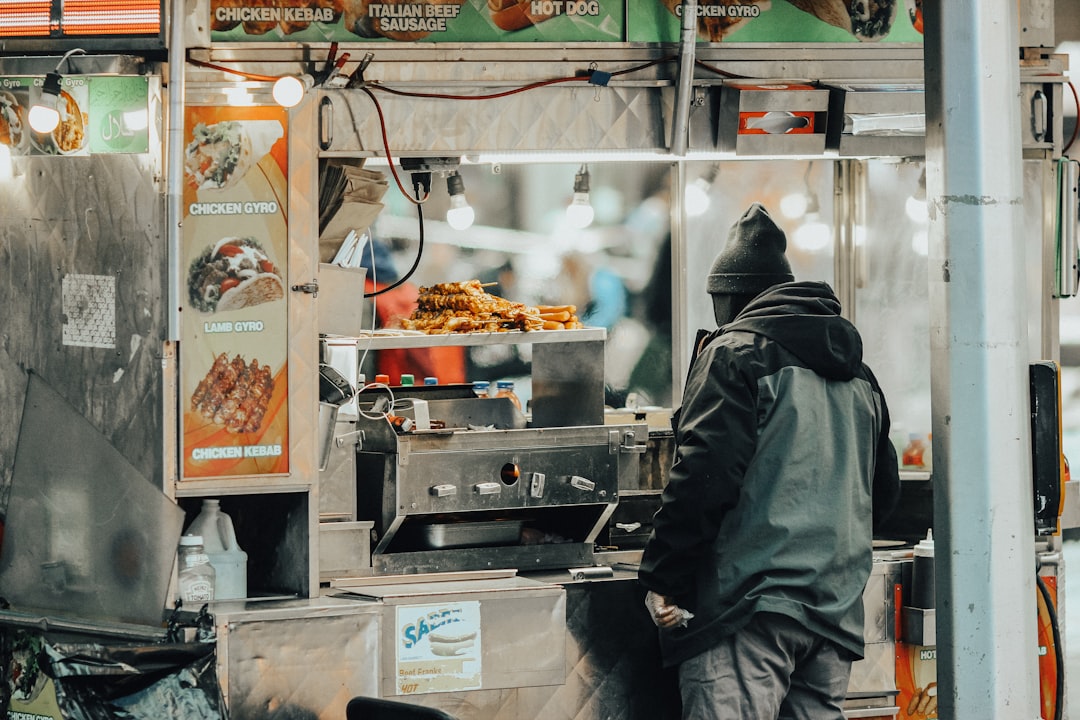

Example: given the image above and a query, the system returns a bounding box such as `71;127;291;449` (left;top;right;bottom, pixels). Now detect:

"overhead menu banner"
180;105;290;480
208;0;923;43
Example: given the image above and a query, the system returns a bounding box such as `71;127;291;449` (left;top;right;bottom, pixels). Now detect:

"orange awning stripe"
0;0;161;37
0;2;51;37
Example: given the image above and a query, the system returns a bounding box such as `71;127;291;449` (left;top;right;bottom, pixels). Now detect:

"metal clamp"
292;280;319;298
611;429;647;454
335;428;364;449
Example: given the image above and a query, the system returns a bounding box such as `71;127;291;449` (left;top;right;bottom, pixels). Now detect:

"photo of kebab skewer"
190;353;276;434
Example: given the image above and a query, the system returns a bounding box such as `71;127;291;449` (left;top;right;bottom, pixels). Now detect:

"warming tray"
420;521;524;549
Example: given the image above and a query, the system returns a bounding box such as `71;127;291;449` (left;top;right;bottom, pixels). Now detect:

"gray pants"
678;612;853;720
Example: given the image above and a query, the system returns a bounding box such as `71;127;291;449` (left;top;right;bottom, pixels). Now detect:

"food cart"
0;1;1074;719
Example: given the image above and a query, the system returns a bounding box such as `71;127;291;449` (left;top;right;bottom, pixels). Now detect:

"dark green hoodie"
639;280;900;666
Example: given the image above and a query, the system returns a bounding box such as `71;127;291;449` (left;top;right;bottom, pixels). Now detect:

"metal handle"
318;95;333;151
474;482;501;495
569;475;595;492
528;472;546;498
430;484;457;498
1031;89;1047;143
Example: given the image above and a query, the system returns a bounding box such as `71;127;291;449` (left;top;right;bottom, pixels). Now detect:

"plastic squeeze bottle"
177;535;216;605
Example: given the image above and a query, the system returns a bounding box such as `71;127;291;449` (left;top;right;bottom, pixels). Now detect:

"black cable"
1036;573;1064;720
364;195;425;299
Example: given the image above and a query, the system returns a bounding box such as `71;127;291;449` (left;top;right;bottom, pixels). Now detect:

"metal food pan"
420;520;523;549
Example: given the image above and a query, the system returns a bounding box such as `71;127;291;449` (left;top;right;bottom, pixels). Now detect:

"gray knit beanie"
706;203;794;295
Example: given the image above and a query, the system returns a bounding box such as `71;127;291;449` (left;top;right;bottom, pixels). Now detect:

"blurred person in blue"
557;250;628;331
638;204;900;720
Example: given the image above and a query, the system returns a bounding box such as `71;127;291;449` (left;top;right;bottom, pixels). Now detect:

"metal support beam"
923;2;1041;718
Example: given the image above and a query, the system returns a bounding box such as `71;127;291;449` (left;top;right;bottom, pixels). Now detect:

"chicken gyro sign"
180;105;290;480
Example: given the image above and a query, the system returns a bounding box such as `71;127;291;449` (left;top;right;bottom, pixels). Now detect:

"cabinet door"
175;94;321;599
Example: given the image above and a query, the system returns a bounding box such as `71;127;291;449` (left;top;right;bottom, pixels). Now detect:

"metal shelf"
329;327;606;350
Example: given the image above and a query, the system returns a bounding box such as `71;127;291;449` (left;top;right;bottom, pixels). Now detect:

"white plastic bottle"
186;499;248;599
177;535;216;605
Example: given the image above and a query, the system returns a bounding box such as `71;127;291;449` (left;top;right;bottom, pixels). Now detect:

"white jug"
187;499;248;600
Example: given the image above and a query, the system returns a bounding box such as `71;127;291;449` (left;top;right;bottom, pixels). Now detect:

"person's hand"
906;682;937;717
645;590;692;629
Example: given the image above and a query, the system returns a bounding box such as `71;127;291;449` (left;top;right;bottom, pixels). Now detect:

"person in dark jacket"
638;203;901;720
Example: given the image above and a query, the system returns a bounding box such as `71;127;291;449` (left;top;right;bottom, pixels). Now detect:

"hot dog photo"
428;629;478;657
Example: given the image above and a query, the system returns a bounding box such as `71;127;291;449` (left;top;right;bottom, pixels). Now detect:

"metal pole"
669;0;697;156
166;0;186;342
923;2;1040;718
670;161;688;406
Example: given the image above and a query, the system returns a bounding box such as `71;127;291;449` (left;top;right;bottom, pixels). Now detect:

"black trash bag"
41;640;228;720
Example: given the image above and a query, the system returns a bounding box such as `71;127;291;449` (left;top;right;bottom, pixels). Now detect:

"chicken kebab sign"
181;105;290;479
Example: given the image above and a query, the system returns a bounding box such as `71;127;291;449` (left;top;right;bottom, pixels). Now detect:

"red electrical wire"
360;86;429;205
694;58;753;80
366;55;677;101
187;57;280;83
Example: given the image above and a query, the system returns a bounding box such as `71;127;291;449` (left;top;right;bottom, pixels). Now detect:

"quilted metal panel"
323;84;673;156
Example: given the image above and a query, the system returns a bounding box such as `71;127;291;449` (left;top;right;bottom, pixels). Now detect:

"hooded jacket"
638;280;900;667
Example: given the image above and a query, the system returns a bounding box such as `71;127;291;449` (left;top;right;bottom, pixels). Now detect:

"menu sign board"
210;0;624;42
207;0;923;43
0;75;150;156
180;105;290;480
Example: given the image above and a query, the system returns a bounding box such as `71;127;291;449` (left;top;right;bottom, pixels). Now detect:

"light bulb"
779;192;809;219
905;194;928;224
566;193;595;229
445;171;474;230
28;104;59;134
29;71;63;134
792;214;831;253
686;177;711;217
446;195;475;230
273;74;314;108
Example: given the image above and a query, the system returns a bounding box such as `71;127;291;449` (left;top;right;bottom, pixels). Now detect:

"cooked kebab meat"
401;280;582;333
191;353;275;433
402;280;542;333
